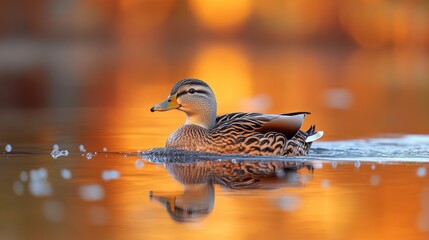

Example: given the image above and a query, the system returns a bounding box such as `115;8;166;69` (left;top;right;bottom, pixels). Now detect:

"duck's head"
150;78;217;129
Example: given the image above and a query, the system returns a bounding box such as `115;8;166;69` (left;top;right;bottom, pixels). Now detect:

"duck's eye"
188;88;196;94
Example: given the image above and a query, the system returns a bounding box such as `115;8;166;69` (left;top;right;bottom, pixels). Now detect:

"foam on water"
309;135;429;162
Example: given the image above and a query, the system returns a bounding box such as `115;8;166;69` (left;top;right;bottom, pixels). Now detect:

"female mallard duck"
150;78;323;156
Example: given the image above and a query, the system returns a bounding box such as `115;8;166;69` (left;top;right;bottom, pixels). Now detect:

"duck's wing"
214;112;309;139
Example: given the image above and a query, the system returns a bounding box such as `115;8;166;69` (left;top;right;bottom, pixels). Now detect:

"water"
0;106;428;240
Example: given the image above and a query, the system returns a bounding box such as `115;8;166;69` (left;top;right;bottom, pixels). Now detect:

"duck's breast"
166;125;211;151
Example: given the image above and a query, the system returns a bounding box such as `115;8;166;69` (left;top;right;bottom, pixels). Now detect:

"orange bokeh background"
0;2;428;239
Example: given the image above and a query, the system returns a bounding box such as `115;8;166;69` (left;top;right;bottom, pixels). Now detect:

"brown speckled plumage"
151;78;323;156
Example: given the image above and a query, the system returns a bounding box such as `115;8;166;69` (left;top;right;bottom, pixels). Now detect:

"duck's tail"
284;125;323;156
304;125;324;143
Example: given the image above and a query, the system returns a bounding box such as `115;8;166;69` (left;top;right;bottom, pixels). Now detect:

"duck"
150;78;323;156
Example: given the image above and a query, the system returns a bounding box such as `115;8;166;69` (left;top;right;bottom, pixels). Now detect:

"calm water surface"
0;108;428;240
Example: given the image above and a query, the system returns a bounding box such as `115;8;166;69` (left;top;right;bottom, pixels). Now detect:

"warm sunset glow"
339;1;391;49
2;1;429;239
339;1;429;49
254;0;336;37
118;0;175;37
188;0;253;32
190;44;252;112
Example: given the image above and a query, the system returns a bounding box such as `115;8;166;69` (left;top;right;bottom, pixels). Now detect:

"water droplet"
102;147;107;152
79;184;104;201
5;144;12;152
30;168;48;181
20;171;28;182
370;174;381;186
29;179;52;197
101;170;120;181
38;168;48;179
371;164;376;170
79;144;86;152
354;161;361;169
86;153;93;160
417;167;427;178
51;149;69;159
53;144;59;151
61;169;72;179
13;181;24;196
331;161;337;169
135;160;144;169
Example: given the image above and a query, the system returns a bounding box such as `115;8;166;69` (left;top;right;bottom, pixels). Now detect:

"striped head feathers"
151;78;218;129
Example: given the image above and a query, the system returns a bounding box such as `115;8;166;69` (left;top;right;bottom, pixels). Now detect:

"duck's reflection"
143;149;313;222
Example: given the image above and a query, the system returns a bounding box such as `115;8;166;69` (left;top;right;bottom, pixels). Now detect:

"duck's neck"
185;107;216;130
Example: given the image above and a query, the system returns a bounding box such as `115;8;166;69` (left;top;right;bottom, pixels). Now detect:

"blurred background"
0;0;428;143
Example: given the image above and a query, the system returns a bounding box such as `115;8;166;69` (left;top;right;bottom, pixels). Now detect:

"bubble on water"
13;181;24;196
53;144;59;151
79;144;86;152
94;152;97;155
5;144;12;152
88;205;108;225
43;200;64;223
102;147;107;152
417;167;427;178
51;149;69;159
321;179;330;188
61;169;72;179
20;171;28;182
79;184;105;201
370;174;381;186
354;161;361;169
331;161;337;169
102;170;120;181
371;164;376;170
86;153;93;160
276;194;301;212
135;160;144;169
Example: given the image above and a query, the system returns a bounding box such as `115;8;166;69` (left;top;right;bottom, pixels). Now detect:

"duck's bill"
150;94;181;112
150;191;176;212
